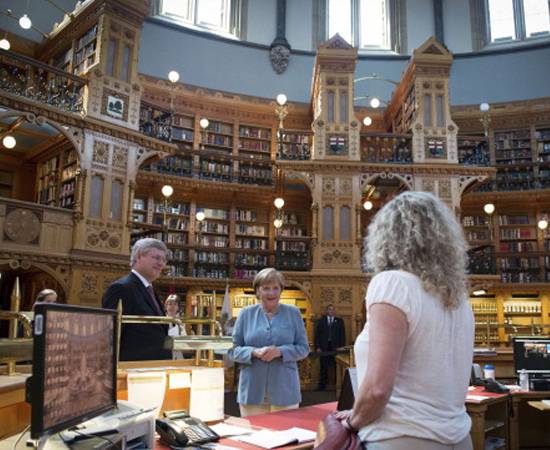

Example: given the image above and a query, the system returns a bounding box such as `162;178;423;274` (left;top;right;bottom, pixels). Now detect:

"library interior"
1;0;550;449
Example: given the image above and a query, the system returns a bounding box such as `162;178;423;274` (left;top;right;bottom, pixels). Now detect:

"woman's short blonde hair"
252;268;285;295
364;191;468;309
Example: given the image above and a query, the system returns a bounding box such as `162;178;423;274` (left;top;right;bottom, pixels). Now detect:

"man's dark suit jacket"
102;272;171;361
314;315;346;351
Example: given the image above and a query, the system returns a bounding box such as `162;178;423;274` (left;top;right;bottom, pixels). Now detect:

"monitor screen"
30;303;118;439
512;336;550;374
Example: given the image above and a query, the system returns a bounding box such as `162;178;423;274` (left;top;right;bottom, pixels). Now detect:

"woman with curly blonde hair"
338;191;474;450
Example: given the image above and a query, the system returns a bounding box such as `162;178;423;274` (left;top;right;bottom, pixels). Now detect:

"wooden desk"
466;386;509;450
156;402;337;450
509;390;550;450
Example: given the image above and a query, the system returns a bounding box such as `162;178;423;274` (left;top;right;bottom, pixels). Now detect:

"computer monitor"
30;303;118;440
512;335;550;376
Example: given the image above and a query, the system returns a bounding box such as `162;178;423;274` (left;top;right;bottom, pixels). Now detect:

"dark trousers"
319;341;335;388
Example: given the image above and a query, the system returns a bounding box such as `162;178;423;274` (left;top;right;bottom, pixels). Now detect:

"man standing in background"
315;304;346;390
103;238;171;361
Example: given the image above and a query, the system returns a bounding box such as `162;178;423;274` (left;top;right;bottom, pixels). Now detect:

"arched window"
324;0;406;52
323;206;334;241
157;0;245;38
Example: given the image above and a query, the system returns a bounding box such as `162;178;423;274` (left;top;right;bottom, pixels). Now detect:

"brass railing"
0;48;86;113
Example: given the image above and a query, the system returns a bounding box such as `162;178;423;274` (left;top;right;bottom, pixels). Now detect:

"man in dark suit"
314;304;346;390
103;238;171;361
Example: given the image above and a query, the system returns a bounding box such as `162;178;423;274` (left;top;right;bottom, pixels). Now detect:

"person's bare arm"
347;302;408;430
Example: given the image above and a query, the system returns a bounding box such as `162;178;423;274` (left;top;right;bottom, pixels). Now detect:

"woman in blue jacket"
230;268;310;417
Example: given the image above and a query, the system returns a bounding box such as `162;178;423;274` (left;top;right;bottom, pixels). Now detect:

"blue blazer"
230;303;309;406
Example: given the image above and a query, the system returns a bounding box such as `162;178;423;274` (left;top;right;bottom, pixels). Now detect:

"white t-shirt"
168;322;187;360
354;270;474;444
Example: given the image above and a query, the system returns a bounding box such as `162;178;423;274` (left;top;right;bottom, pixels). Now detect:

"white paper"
234;427;316;449
466;394;488;401
209;422;254;437
127;371;166;416
169;372;191;389
189;367;224;422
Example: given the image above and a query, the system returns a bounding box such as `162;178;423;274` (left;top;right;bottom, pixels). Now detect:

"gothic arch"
360;171;413;191
0;259;70;295
0;110;82;158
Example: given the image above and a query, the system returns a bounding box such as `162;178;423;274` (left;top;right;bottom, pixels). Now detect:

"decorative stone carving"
112;145;128;169
322;177;336;195
422;178;436;193
320;287;335;304
439;180;452;199
270;44;290;74
80;273;99;296
339;177;352;196
338;288;353;304
3;208;41;244
93;140;110;164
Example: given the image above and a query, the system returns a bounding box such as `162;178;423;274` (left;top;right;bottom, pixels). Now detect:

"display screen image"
513;336;550;374
31;304;117;439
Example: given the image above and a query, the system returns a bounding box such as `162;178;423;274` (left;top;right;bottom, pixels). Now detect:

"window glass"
523;0;550;37
359;0;388;47
328;0;352;43
327;91;335;123
340;91;348;123
106;38;117;77
121;44;131;82
488;0;516;41
340;206;351;240
90;175;104;218
110;180;123;221
323;206;334;241
161;0;192;21
423;94;432;127
436;95;444;127
197;0;229;31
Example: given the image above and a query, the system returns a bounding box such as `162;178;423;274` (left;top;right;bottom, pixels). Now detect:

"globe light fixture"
168;70;180;83
363;116;372;127
538;218;548;230
369;97;381;108
274;218;283;229
276;94;287;106
483;203;495;215
472;289;487;296
2;135;16;149
363;200;373;211
479;102;490;113
196;211;206;222
199;118;209;129
161;184;174;198
19;14;32;30
274;197;285;210
0;38;10;51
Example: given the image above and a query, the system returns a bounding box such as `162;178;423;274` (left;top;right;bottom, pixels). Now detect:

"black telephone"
155;410;219;447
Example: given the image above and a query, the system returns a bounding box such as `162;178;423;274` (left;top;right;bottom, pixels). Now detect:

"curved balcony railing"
467;245;496;275
458;136;490;166
360;133;412;164
0;49;86;114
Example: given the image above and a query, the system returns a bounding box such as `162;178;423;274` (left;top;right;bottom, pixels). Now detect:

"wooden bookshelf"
233;208;270;280
458;135;490;166
73;24;98;75
493;130;536;191
202;119;233;155
36;148;78;209
171;114;195;150
470;294;499;345
238;124;272;159
140;103;172;141
275;210;311;271
193;206;230;279
277;130;312;160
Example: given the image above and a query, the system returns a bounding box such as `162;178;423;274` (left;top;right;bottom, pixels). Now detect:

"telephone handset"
155;410;219;447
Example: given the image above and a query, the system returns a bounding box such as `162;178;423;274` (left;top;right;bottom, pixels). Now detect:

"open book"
233;427;316;449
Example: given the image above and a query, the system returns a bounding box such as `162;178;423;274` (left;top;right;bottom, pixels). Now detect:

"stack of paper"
234;427;316;449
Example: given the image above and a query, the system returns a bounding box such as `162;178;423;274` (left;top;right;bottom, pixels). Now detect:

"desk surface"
156;402;337;450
